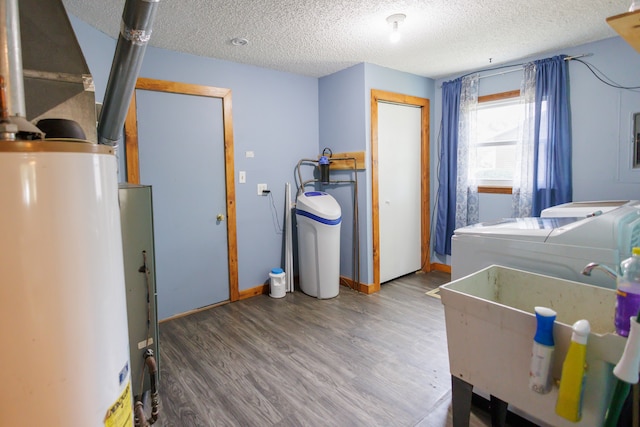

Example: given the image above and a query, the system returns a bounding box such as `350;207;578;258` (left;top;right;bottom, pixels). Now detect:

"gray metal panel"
19;0;89;75
19;0;97;141
119;183;159;398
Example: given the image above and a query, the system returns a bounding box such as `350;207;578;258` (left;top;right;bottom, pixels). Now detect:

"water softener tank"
295;191;342;298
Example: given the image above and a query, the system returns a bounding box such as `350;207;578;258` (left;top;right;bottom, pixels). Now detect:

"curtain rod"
564;53;592;61
480;68;521;79
478;53;592;79
439;53;593;87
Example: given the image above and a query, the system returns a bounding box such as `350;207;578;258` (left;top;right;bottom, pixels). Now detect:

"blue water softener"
529;307;557;394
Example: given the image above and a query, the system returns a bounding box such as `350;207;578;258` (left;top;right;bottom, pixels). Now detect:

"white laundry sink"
439;265;626;427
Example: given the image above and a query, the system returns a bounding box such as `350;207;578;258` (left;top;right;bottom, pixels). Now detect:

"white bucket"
269;268;286;298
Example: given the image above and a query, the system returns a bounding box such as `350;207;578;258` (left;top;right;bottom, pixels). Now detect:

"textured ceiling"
61;0;629;79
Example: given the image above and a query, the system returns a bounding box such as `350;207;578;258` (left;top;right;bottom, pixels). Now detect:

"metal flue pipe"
0;0;42;140
0;0;25;118
98;0;159;147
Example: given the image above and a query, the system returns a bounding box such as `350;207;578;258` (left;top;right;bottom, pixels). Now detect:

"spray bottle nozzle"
534;306;557;346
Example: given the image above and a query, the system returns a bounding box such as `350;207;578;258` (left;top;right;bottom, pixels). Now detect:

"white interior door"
136;90;229;320
378;102;422;283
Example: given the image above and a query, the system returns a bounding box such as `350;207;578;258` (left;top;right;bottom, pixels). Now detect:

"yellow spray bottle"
555;319;590;422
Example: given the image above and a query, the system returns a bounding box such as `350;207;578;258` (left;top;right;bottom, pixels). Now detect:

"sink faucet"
582;262;618;280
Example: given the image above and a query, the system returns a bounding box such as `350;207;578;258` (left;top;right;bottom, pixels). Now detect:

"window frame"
475;89;521;194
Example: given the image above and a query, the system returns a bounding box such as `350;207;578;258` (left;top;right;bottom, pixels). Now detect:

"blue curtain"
532;55;572;216
435;78;462;256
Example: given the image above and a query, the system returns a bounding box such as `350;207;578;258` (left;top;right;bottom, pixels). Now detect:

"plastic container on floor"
269;268;286;298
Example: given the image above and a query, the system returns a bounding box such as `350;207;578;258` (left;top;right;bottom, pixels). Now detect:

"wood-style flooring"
151;272;495;427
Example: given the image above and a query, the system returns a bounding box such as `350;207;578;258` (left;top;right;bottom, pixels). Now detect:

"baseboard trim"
159;300;229;323
237;275;380;302
239;284;269;300
430;263;451;274
340;276;378;294
164;267;448;320
161;282;274;322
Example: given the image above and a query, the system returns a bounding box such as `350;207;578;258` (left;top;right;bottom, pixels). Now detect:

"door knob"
216;214;225;221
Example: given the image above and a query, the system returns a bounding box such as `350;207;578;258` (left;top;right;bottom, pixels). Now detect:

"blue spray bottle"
529;307;557;394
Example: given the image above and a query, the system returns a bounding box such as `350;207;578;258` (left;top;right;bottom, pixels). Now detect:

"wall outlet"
257;183;267;195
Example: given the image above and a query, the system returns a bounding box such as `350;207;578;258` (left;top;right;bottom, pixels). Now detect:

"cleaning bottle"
529;306;556;394
615;247;640;337
604;309;640;427
555;319;590;422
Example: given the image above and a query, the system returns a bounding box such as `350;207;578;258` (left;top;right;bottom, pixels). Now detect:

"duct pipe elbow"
97;0;160;146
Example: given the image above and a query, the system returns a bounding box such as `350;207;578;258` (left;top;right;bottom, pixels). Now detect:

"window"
473;90;521;192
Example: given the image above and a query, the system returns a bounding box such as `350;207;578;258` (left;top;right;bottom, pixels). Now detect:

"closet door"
378;102;422;283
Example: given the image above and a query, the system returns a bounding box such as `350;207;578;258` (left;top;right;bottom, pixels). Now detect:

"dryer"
451;201;640;288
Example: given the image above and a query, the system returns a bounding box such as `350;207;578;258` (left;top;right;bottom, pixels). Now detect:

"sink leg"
451;375;473;427
490;395;508;427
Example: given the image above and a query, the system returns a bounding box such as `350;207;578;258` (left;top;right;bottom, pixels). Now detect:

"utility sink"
439;265;626;427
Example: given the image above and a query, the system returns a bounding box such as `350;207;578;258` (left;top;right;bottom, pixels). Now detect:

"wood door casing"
124;77;239;303
371;89;430;291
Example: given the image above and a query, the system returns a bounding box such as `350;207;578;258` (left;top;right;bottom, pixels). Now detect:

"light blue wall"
74;12;638;287
432;36;640;265
317;64;367;284
319;64;367;153
70;14;319;295
137;49;319;294
364;65;434;283
318;64;433;285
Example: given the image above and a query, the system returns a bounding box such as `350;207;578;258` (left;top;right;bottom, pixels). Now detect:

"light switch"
239;171;246;183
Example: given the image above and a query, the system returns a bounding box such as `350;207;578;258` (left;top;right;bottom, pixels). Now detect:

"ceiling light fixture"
386;13;406;43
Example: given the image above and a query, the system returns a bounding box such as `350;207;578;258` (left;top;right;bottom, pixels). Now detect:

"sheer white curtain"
512;62;536;217
455;74;479;229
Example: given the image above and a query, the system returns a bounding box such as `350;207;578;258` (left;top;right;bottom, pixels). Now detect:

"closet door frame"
371;89;430;290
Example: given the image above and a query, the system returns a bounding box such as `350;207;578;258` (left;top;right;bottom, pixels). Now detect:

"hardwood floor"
151;271;494;427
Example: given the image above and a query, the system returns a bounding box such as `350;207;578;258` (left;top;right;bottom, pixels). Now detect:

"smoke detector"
230;37;249;46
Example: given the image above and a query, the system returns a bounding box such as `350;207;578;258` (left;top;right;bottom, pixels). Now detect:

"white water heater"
0;0;159;423
0;141;133;426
